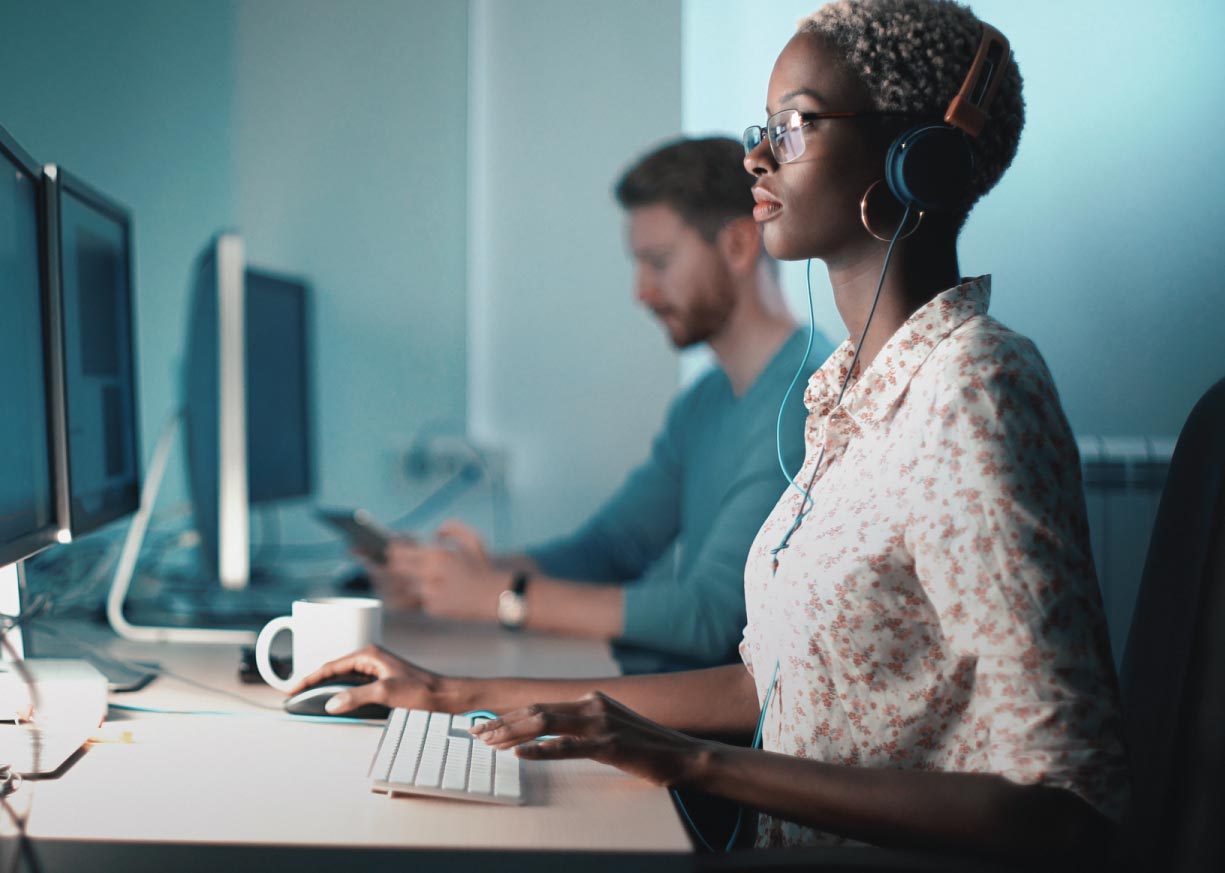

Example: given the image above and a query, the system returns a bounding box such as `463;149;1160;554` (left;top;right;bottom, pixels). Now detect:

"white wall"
682;0;1225;439
468;0;683;547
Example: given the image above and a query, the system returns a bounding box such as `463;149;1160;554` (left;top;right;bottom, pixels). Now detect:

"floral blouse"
739;276;1128;848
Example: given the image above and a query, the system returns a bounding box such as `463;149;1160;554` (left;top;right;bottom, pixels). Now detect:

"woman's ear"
715;216;763;278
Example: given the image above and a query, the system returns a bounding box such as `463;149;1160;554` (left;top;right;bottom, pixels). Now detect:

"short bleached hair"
800;0;1025;217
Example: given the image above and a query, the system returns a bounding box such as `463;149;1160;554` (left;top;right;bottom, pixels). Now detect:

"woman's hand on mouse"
469;691;710;788
288;646;450;715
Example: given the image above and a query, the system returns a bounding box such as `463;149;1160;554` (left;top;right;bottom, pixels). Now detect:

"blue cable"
769;205;914;568
107;702;380;726
671;660;779;853
774;258;820;498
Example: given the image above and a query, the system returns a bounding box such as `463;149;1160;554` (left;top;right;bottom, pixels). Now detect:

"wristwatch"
496;571;530;630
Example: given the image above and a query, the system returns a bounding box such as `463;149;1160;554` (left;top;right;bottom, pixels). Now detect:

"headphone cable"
770;203;914;568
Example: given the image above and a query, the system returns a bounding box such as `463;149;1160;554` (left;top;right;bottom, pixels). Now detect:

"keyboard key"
413;713;451;788
468;741;493;795
441;737;471;791
387;710;429;786
368;708;409;781
494;749;521;800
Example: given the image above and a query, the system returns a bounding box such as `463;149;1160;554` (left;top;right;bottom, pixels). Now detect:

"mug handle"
255;615;296;692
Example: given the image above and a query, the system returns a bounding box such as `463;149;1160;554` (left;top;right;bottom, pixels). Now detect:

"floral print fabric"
739;276;1128;847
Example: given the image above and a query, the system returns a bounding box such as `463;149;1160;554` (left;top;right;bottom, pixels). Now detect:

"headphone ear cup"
884;124;974;212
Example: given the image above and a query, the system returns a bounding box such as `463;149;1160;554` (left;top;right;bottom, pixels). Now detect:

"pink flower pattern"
739;277;1128;848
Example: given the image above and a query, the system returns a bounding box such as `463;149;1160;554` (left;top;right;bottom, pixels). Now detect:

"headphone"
883;23;1012;212
773;21;1013;568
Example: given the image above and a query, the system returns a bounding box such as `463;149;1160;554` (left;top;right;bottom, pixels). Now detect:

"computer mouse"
283;678;391;720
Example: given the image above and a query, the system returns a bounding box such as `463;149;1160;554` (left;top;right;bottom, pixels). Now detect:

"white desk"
4;615;692;871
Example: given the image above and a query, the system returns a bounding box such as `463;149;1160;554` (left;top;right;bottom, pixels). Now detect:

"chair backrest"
1117;377;1225;872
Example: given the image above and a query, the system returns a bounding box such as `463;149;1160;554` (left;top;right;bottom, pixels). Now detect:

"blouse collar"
804;275;992;425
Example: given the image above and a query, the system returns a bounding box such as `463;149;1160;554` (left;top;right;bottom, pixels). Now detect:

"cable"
670;660;780;853
769;204;914;569
0;611;44;873
104;702;379;726
386;461;483;530
775;257;820;494
0;795;42;873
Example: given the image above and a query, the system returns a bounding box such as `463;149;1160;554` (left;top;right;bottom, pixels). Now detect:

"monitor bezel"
46;166;143;538
0;125;68;567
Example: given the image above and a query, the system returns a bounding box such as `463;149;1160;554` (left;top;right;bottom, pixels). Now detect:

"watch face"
497;590;527;628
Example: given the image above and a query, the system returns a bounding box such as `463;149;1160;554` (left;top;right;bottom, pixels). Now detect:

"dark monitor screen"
56;173;140;536
246;269;312;504
0;130;59;565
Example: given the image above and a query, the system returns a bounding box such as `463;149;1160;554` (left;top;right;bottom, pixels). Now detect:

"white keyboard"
368;709;523;805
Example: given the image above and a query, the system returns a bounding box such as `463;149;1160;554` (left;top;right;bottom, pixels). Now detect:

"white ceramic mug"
254;596;383;692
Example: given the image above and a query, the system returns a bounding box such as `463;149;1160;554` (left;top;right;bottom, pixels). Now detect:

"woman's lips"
752;188;782;222
753;201;782;221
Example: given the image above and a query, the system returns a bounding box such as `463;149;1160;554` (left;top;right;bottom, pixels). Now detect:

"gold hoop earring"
860;179;924;242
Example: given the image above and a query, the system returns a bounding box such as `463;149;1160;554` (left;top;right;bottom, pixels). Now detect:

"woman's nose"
744;137;776;177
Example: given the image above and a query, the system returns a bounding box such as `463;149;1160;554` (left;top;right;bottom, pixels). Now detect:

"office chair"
699;377;1225;873
1113;376;1225;873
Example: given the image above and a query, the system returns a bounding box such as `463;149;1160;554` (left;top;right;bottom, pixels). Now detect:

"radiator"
1077;436;1176;667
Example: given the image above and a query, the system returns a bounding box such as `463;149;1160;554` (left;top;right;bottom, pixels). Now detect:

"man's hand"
373;523;509;623
469;692;710;788
366;522;502;615
365;537;424;610
287;645;447;715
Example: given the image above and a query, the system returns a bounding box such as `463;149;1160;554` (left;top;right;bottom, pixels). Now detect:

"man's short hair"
613;137;755;243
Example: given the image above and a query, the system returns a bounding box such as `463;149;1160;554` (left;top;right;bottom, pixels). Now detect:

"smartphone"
314;507;402;562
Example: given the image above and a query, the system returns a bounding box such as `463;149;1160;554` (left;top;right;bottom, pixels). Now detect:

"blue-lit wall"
0;0;470;555
684;0;1225;439
229;0;469;529
0;0;236;510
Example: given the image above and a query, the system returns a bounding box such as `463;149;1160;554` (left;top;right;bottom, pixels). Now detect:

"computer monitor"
183;234;313;591
0;125;69;658
43;166;141;539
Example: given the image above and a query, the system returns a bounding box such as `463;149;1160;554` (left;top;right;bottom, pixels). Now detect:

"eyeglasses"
742;108;917;164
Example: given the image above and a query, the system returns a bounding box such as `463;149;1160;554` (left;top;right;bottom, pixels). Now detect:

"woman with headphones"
299;0;1127;856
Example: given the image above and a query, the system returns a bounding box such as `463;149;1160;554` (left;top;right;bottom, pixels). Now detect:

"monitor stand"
107;413;257;645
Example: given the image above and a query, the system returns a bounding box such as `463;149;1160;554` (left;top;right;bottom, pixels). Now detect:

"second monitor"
44;165;141;541
183;234;314;592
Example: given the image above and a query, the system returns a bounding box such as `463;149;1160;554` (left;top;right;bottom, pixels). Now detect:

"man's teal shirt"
527;327;832;674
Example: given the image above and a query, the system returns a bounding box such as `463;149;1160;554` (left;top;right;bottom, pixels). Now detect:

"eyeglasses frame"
743;108;924;164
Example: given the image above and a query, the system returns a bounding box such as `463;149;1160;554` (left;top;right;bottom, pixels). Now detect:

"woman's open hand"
470;691;709;788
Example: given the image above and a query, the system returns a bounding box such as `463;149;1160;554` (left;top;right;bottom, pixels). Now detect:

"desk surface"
9;615;691;865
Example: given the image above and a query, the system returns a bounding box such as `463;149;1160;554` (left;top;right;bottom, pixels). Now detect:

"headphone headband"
944;22;1011;138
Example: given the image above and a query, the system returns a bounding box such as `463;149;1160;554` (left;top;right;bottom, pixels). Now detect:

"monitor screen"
246;269;312;504
55;173;140;536
0;130;59;566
